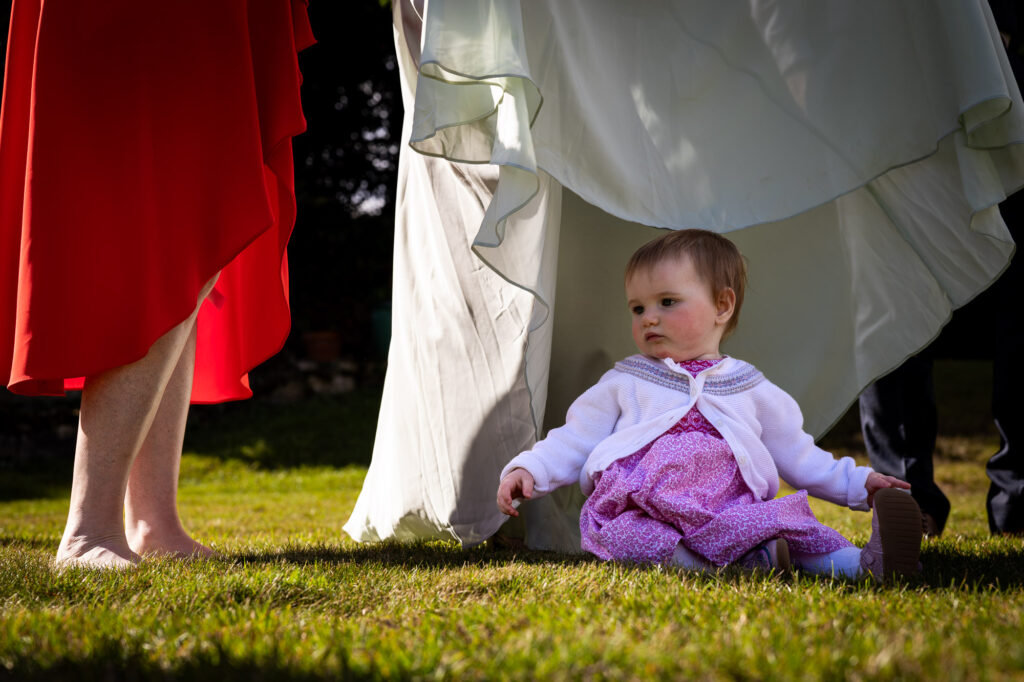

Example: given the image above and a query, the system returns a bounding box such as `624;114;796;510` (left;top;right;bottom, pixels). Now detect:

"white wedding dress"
344;0;1023;551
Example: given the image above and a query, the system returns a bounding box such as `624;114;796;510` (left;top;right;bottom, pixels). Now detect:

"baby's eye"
631;305;644;315
660;298;677;307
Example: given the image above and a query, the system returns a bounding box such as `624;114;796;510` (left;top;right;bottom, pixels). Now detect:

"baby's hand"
865;471;911;507
497;468;535;517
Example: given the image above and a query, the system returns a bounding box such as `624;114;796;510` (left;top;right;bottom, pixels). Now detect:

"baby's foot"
860;488;923;581
738;538;790;574
56;534;141;570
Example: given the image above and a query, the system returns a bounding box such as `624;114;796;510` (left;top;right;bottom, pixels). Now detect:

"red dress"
0;0;315;402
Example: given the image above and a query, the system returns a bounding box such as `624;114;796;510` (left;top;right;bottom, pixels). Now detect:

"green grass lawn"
2;363;1023;681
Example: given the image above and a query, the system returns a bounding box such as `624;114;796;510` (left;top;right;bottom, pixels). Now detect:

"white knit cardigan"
501;354;872;511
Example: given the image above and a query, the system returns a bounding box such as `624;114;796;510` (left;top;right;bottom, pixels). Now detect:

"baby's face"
625;256;731;362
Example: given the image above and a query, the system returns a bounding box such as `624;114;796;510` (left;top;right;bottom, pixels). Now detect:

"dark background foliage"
289;1;401;361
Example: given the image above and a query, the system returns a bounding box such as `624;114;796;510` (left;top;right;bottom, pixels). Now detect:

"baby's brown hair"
625;229;747;337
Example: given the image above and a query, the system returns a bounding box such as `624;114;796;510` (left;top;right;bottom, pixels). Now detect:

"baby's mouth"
644;332;662;341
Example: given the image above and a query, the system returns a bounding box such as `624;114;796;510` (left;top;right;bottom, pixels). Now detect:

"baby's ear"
716;287;736;323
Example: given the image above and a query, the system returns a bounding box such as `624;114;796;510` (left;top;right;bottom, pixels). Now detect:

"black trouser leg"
987;202;1024;534
859;351;949;532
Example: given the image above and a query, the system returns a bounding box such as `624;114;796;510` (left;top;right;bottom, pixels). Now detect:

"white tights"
791;547;862;579
671;543;713;570
671;543;863;578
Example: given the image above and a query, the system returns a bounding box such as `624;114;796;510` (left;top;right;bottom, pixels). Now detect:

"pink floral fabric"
579;358;853;565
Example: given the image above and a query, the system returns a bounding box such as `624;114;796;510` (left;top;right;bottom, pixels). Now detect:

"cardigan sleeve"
499;369;622;495
757;382;872;511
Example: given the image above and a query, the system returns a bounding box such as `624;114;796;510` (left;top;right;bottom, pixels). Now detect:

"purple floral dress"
579;358;853;565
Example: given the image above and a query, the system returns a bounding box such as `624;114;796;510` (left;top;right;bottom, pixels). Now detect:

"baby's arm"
496;371;622;511
758;382;874;510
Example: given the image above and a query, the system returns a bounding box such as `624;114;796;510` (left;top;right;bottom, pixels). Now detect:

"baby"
497;229;923;579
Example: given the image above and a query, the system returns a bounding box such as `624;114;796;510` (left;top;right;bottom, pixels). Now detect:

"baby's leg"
737;538;791;573
671;543;713;571
794;489;923;580
583;507;686;564
591;511;714;571
791;547;862;579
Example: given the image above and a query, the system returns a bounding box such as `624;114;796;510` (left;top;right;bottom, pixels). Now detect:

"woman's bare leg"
124;322;213;557
56;277;217;568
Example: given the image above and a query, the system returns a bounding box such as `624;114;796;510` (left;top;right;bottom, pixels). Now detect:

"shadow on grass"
231;539;596;570
0;656;379;682
920;542;1024;589
4;535;1023;593
229;539;1024;590
234;540;595;568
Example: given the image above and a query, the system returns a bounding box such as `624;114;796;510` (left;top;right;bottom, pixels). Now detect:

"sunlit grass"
2;362;1022;680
